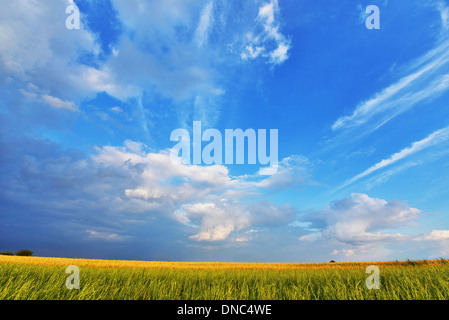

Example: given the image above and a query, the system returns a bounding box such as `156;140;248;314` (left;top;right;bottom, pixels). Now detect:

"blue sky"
1;0;449;262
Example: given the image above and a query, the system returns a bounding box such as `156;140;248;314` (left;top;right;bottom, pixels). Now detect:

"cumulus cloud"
180;201;250;241
176;200;296;242
413;229;449;257
290;193;449;260
301;193;421;246
295;194;449;260
92;142;301;241
421;229;449;241
0;134;305;246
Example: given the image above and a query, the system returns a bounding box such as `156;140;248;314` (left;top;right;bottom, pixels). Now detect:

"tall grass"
0;256;448;300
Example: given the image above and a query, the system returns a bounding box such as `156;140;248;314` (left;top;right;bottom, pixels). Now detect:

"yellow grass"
0;255;445;270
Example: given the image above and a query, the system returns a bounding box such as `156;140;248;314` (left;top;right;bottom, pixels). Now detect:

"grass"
0;255;448;300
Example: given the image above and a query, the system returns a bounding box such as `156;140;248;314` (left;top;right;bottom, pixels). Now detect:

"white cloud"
78;66;140;101
270;42;290;65
255;155;311;189
177;200;296;242
258;1;276;25
302;193;421;246
42;94;78;112
86;230;127;242
241;0;291;66
298;235;311;241
125;187;164;200
241;44;264;60
110;106;123;113
414;229;449;257
181;202;250;241
420;229;449;241
20;85;79;112
332;249;355;257
123;140;147;155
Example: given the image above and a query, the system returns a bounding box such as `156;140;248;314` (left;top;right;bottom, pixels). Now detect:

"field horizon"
1;255;448;270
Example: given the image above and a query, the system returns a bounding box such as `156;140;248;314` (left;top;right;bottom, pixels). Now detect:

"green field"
1;256;448;300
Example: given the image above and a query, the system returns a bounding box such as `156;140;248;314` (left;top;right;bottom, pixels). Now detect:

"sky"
1;0;449;262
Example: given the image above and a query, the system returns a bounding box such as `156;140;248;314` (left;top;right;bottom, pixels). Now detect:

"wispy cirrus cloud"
195;1;214;47
332;39;449;133
435;1;449;31
337;125;449;190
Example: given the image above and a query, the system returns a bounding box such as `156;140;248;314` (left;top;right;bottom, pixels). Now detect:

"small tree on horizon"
15;249;33;256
